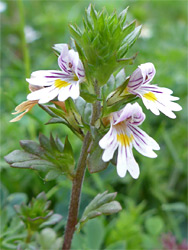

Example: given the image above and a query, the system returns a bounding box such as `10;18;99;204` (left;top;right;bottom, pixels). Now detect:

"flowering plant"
5;4;182;250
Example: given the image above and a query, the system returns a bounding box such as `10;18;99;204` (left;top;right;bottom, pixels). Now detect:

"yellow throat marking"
117;133;134;147
55;79;71;89
73;74;79;81
143;92;157;101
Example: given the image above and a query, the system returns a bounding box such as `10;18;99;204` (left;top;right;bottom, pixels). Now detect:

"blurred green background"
1;0;187;249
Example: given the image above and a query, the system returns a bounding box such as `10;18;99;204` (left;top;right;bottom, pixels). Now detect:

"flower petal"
129;124;160;151
138;62;156;84
114;102;145;126
26;70;64;86
117;145;127;178
69;82;80;100
99;126;114;149
58;86;72;101
53;43;69;55
27;87;53;101
102;139;118;162
126;150;140;179
133;84;182;118
38;88;59;104
128;62;156;90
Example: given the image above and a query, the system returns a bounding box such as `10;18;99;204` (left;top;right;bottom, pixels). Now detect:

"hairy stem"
62;81;101;250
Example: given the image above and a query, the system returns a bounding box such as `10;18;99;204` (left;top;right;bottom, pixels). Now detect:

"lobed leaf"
79;191;122;228
4;134;75;181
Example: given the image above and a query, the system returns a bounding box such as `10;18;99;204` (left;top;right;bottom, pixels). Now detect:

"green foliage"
14;192;62;232
102;70;138;115
70;4;141;85
106;200;146;249
79;191;122;228
36;228;63;250
39;102;85;140
4;134;75;181
87;134;109;173
72;218;105;250
0;216;26;250
0;190;62;250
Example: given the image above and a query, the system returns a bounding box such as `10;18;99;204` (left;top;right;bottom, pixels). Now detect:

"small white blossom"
140;25;152;39
27;44;85;104
126;63;182;118
99;103;160;179
24;26;41;43
0;1;7;13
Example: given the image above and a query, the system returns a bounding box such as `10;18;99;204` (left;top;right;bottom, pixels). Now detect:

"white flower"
0;1;7;13
99;103;160;179
140;25;152;39
24;26;41;43
126;63;182;118
27;44;85;104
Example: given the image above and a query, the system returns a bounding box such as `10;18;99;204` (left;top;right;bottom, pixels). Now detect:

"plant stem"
62;131;91;250
62;81;100;250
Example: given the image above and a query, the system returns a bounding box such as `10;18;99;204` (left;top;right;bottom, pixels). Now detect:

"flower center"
117;133;134;147
69;62;73;68
143;92;157;101
73;74;79;81
54;79;71;89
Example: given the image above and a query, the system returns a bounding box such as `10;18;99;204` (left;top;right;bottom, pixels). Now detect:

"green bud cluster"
69;4;141;85
14;192;62;231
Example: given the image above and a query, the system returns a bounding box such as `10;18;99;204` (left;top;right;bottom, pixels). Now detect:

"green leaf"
75;97;92;125
47;106;66;118
87;135;109;174
72;218;105;250
39;134;53;152
63;136;73;156
145;216;164;236
19;140;44;156
80;90;97;103
118;6;129;25
115;69;126;88
44;170;60;181
5;134;75;179
102;74;115;98
69;24;82;43
79;191;122;228
85;218;105;250
4;150;38;164
116;53;137;67
62;136;75;172
105;241;126;250
40;214;62;228
124;25;142;48
122;20;136;38
162;202;187;213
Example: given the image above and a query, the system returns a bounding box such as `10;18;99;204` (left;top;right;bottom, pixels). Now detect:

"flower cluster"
99;62;182;179
11;43;182;180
